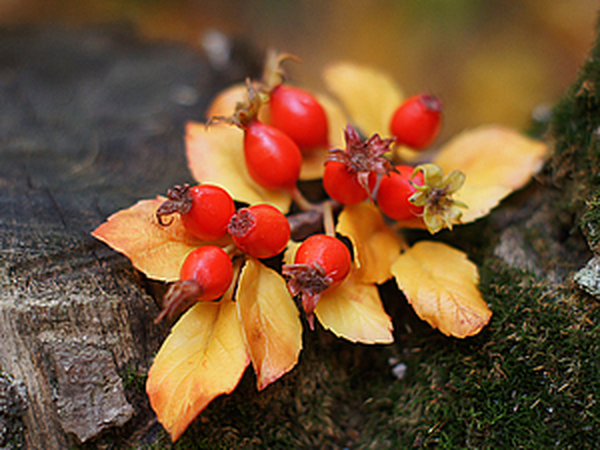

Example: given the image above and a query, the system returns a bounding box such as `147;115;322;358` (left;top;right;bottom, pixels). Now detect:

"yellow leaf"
322;62;403;138
390;241;491;338
185;122;292;212
91;197;205;281
237;258;303;390
316;270;393;344
146;299;249;441
317;92;348;150
433;125;548;223
336;203;406;284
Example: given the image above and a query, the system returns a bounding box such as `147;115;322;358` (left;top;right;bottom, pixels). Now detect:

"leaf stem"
323;201;335;237
290;186;317;211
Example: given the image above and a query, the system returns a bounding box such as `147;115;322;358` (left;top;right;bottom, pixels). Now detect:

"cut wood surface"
0;25;255;448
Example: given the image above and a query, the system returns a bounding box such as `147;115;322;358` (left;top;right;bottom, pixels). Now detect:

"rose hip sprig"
209;81;303;193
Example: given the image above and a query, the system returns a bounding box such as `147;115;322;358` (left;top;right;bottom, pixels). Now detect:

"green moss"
352;260;600;448
120;365;147;395
549;19;600;246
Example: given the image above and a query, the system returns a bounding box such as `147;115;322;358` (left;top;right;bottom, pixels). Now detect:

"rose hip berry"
155;245;233;322
244;120;303;191
156;183;235;241
390;94;442;150
376;165;425;221
324;125;395;204
228;204;291;259
323;161;377;204
269;84;329;151
282;234;352;328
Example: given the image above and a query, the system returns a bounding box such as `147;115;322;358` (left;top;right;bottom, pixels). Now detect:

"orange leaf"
185;122;292;212
336;203;406;284
146;298;249;441
322;62;403;138
91;197;204;281
433;125;548;223
237;258;302;390
316;270;394;344
390;241;491;338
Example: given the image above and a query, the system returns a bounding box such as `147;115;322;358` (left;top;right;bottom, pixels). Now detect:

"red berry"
390;94;442;149
182;185;235;240
156;183;235;241
282;234;352;328
156;245;233;322
269;85;329;151
294;235;351;285
228;204;290;258
179;246;234;300
377;165;424;221
244;120;302;190
323;161;377;204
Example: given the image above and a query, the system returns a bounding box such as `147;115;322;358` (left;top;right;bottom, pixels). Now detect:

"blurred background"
1;0;596;141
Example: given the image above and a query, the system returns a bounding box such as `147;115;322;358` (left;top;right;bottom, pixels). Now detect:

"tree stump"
0;25;258;448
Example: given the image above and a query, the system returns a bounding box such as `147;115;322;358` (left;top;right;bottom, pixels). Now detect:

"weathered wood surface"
0;25;256;448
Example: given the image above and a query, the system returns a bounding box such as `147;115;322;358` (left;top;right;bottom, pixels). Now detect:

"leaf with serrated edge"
146;298;249;441
323;62;403;138
237;258;302;390
391;241;491;338
91;197;206;281
316;270;393;344
185;122;292;213
337;203;405;284
433;125;547;223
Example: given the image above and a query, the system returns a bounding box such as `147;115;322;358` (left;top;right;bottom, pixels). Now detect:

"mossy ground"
118;251;596;449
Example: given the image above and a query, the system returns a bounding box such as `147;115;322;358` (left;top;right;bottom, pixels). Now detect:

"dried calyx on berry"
409;163;467;233
155;280;203;323
208;79;266;129
283;263;331;329
327;125;396;194
156;184;193;226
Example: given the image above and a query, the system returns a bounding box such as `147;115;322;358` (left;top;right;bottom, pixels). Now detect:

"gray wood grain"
0;25;257;448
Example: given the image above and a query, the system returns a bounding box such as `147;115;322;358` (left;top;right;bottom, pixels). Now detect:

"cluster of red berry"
154;184;290;321
324;94;441;220
155;56;443;325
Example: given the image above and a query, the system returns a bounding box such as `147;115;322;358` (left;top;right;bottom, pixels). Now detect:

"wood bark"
0;25;257;448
